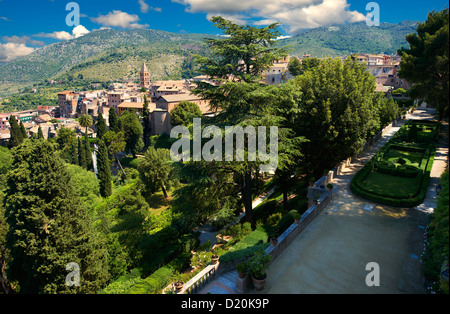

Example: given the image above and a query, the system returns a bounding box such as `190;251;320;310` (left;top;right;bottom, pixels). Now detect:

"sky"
0;0;448;63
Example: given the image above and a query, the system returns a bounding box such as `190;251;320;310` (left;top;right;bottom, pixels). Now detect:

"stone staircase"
197;270;239;294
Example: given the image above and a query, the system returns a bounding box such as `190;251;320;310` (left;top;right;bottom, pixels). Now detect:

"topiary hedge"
351;119;439;207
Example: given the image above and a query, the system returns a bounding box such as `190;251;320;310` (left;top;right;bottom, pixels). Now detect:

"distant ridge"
0;20;419;95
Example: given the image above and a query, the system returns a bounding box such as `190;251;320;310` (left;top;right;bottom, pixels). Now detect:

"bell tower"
140;63;150;90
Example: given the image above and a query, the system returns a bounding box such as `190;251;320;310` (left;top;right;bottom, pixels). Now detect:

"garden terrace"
351;119;440;207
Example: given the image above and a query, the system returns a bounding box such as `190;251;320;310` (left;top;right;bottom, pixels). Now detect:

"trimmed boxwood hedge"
351;120;439;207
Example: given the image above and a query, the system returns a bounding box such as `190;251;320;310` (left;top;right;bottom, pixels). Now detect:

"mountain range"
0;20;419;96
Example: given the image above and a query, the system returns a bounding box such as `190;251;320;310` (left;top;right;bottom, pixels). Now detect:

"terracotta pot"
238;272;246;278
211;255;219;265
309;182;314;187
251;274;267;290
175;281;184;293
270;238;278;246
313;200;319;206
294;218;300;224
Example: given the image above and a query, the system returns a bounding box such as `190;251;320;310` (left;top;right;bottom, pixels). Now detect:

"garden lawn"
359;171;420;198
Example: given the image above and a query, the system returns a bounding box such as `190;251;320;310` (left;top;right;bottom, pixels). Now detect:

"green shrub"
267;213;282;226
219;225;271;263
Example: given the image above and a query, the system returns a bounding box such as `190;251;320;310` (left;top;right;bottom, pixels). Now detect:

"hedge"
350;119;439;207
219;225;271;263
351;144;437;207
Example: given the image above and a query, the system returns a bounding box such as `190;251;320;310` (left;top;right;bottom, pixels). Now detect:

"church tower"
140;63;150;90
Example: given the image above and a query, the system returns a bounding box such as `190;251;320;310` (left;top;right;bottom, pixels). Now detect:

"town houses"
0;55;411;146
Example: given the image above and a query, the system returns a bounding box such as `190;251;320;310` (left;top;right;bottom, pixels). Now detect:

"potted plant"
211;254;219;265
247;251;272;290
313;199;319;206
293;212;301;224
309;177;315;187
174;281;184;293
326;183;333;192
236;262;248;278
270;237;278;247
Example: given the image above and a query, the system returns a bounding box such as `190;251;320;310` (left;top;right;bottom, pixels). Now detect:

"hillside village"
0;53;410;145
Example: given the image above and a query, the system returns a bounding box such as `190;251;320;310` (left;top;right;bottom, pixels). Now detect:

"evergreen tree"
398;8;449;120
4;140;109;293
119;110;144;158
192;16;290;228
96;112;107;140
80;113;94;171
8;115;23;149
85;139;93;171
138;147;173;198
78;137;87;169
288;57;303;76
170;101;203;126
19;121;27;140
97;140;112;198
70;138;79;166
142;96;151;148
37;125;44;140
108;107;119;133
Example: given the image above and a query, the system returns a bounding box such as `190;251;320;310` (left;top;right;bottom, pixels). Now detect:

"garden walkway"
196;108;447;294
252;108;446;294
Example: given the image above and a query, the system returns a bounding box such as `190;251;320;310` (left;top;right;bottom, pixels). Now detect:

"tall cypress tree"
70;139;79;166
84;139;93;171
19;121;27;140
4;140;109;293
8;115;23;149
37;125;44;140
96;112;107;140
108;107;119;133
97;140;112;198
142;96;151;148
78;137;87;169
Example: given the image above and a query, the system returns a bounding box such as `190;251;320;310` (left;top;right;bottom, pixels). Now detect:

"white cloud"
138;0;150;13
2;35;45;46
0;42;35;62
37;31;74;41
139;0;162;13
72;25;90;38
34;25;90;41
173;0;366;33
91;10;149;29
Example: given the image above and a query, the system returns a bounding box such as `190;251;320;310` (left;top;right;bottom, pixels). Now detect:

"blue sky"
0;0;448;62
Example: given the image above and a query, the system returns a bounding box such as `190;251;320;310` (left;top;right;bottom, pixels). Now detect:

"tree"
170;101;203;126
398;8;449;120
19;121;27;140
79;114;94;170
102;130;127;177
142;95;151;148
108;107;119;133
301;57;321;72
80;114;93;141
119;110;144;158
78;137;87;169
288;57;303;76
96;112;107;140
287;57;377;176
192;16;290;228
97;140;112;198
4;140;109;293
8;115;23;149
138;147;174;198
37;125;44;140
